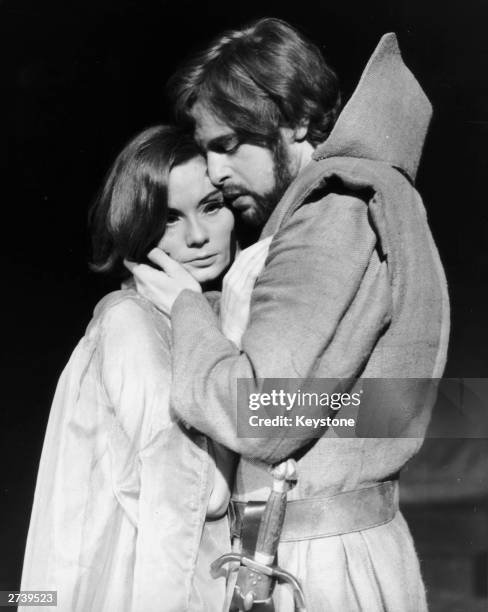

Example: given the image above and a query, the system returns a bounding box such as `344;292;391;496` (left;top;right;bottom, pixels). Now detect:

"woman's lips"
185;254;217;267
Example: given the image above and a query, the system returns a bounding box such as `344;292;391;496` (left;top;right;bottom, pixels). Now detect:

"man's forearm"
170;194;391;463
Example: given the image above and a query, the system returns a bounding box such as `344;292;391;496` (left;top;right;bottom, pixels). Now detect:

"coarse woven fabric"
169;33;449;611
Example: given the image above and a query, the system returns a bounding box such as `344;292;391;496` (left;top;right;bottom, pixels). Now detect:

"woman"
20;125;270;611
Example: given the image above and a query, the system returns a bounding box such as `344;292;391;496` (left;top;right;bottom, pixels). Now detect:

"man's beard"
224;135;296;228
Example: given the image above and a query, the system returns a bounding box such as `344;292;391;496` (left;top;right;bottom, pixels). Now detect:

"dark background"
1;0;487;606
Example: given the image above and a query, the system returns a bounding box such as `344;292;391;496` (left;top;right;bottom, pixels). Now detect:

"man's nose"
186;217;209;247
207;152;231;187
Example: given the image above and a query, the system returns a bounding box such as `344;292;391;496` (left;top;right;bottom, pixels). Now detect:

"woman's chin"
188;264;225;287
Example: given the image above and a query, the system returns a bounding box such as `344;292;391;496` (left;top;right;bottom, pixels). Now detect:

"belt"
229;480;398;543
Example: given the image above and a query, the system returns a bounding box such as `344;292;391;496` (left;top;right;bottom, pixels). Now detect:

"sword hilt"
254;459;297;563
211;553;306;612
210;552;242;579
213;459;301;611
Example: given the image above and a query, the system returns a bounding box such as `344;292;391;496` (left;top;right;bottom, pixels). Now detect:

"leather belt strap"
230;481;398;543
229;500;267;556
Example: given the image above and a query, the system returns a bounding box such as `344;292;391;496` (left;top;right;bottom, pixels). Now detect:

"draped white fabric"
21;291;228;611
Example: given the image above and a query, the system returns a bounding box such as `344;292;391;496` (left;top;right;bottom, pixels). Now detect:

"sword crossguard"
211;553;307;612
210;552;242;579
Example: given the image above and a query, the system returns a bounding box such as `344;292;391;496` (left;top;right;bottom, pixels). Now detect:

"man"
130;19;449;611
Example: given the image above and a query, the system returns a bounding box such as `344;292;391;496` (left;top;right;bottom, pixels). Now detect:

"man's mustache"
222;186;250;200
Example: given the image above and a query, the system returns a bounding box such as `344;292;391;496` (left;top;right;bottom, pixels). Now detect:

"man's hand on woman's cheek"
124;248;201;315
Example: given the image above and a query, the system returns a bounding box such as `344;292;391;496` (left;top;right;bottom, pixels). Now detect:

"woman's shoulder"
87;289;172;382
94;287;151;315
87;289;170;343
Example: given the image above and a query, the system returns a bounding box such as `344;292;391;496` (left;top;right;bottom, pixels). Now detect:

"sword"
211;459;306;612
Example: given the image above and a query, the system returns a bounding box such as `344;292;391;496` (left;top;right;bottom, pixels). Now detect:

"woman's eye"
166;212;180;225
203;200;224;214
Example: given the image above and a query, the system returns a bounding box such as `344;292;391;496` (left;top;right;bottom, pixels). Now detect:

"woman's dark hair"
89;125;199;277
168;18;341;148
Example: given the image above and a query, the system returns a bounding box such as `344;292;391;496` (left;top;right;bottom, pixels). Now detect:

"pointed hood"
313;33;432;182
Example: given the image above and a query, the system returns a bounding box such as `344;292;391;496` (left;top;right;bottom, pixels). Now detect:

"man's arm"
170;192;391;463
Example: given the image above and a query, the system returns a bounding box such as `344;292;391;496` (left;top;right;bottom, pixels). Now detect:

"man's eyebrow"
206;134;239;152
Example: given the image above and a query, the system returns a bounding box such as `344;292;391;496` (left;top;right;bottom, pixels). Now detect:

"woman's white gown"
20;290;228;611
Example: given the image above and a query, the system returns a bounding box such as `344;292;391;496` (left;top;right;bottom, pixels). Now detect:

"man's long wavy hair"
89;125;199;278
168;18;341;147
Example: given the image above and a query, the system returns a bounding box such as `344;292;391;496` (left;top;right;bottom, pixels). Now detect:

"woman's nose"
185;218;209;247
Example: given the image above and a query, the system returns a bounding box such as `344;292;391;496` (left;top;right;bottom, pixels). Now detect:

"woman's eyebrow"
199;189;223;205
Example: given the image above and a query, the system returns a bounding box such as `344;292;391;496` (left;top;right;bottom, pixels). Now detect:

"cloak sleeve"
170;192;392;464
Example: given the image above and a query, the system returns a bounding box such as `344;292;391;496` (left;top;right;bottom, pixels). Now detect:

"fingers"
147;248;177;272
125;251;189;280
123;259;157;280
124;252;201;311
123;260;165;295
